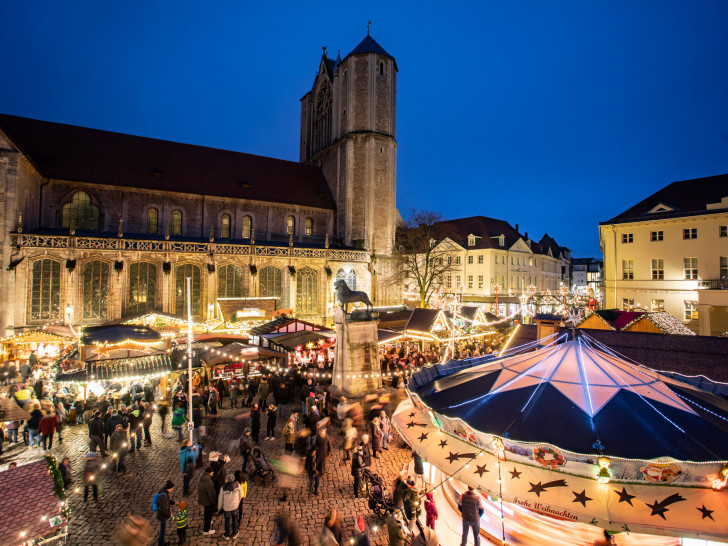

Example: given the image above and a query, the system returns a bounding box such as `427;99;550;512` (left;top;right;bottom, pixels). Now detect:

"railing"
698;279;728;290
11;233;370;262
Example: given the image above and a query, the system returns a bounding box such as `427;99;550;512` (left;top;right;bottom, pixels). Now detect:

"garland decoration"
44;453;71;519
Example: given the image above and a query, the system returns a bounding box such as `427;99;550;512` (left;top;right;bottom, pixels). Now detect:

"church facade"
0;34;401;335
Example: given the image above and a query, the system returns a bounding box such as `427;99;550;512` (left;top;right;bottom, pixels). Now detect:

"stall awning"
58;354;172;382
80;325;162;345
377;329;403;344
264;330;329;352
201;342;284;366
461;295;522;304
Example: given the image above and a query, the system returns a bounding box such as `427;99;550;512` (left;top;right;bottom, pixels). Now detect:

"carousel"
393;331;728;543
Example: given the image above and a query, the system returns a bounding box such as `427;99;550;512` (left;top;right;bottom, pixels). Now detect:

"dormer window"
499;235;505;247
468;235;476;247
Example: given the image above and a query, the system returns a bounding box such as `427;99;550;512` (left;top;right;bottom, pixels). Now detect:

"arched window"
379;62;384;75
336;268;356;291
61;191;100;230
83;261;110;319
304;218;313;237
29;259;61;321
313;82;332;155
296;267;318;316
128;262;157;314
175;264;201;316
220;214;231;238
171;210;182;235
218;264;243;298
147;208;158;234
259;266;282;299
242;215;253;239
286;216;296;236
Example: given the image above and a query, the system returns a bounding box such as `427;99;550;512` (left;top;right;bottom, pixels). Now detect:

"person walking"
360;434;372;468
39;411;58;450
458;486;484;546
198;467;217;536
315;428;332;474
128;404;144;452
154;480;176;546
239;428;253;472
304;446;320;496
282;417;295;453
83;452;101;502
265;403;277;440
379;410;391;450
142;401;154;445
55;401;66;445
234;470;248;526
229;379;239;409
88;411;107;456
218;474;241;540
424;491;438;530
27;404;43;448
179;440;200;496
59;456;73;489
370;417;382;459
351;444;365;498
250;404;261;445
257;376;269;406
110;424;132;476
171;406;186;441
215;378;226;410
174;501;189;544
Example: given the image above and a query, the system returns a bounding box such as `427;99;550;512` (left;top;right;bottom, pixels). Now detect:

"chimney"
525;231;528;239
515;223;519;233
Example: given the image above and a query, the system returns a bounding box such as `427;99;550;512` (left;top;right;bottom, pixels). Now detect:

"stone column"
332;307;381;395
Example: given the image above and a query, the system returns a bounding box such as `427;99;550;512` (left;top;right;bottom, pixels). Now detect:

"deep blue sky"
2;1;727;257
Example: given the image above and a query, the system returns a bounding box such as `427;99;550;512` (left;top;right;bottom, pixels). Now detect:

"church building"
0;34;400;334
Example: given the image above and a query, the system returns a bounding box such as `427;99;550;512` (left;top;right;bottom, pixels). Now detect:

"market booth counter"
199;342;285;381
1;329;75;368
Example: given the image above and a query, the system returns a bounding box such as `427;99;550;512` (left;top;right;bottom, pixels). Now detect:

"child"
175;500;188;544
235;471;248;523
424;491;438;530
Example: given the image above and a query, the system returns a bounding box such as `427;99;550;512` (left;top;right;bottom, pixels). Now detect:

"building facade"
599;174;728;335
0;34;401;335
570;257;603;294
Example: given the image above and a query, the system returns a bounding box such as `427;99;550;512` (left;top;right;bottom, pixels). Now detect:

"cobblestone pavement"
2;391;431;545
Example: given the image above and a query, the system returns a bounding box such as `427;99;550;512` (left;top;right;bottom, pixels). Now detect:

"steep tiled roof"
0;113;335;210
347;35;395;61
0;460;66;542
404;308;440;333
603;173;728;224
432;216;523;250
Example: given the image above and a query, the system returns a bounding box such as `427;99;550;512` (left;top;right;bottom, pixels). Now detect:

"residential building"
570;257;603;293
599;173;728;335
0;34;401;334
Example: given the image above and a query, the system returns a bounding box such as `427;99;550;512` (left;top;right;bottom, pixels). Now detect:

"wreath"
533;446;566;469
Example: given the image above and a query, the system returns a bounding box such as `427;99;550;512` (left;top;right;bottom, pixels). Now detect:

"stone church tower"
300;34;397;259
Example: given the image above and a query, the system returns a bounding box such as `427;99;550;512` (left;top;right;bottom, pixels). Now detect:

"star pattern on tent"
509;468;522;479
406;421;427;429
445;451;478;464
646;493;686;520
528;480;567;497
438;439;448;449
417;433;429;443
572;490;592;507
409;412;416;418
613;487;636;506
697;505;714;521
474;464;489;477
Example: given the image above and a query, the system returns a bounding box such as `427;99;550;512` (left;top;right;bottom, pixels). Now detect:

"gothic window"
304;218;313;236
335;269;357;291
379;62;384;75
242;215;253;239
221;214;231;238
259;266;282;299
171;210;182;235
61;191;100;230
83;261;110;319
218;264;243;298
296;267;318;316
175;264;201;316
286;216;296;236
29;259;61;321
313;82;332;155
147;208;158;234
128;262;157;314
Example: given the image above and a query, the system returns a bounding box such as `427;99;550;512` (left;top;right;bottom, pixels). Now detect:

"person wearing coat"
265;403;277;440
282;417;295;453
198;467;217;535
250;403;261;444
379;410;391;450
386;512;406;546
360;434;372;467
109;424;130;475
38;412;58;450
217;474;242;539
257;377;269;406
305;447;320;495
179;440;200;495
424;491;438;530
350;444;365;498
370;417;382;458
404;478;422;529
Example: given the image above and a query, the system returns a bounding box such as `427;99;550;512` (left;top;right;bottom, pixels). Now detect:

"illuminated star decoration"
417;433;429;443
438;439;448;449
613;487;636;506
646;493;686;520
572;490;592;507
697;505;714;520
406;421;427;429
446;452;479;464
474;464;489;477
528;480;568;497
509;468;522;479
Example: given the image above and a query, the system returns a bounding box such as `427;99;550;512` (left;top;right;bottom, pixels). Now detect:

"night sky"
1;1;727;257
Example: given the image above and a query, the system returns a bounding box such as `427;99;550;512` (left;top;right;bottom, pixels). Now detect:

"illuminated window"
720;226;727;238
242;215;253;239
259;266;282;299
621;233;633;244
83;261;109;319
220;214;231;238
175;264;201;316
146;208;158;234
684;301;699;321
478;255;483;264
218;264;243;298
622;298;634;311
720;256;727;280
684;258;698;280
683;228;697;240
296;267;318;316
468;235;475;246
651;299;664;312
304;218;313;236
171;210;182;235
455;256;461;265
467;255;473;264
456;275;461;287
651;259;664;280
286;216;296;235
128;262;157;314
478;275;484;289
29;259;61;321
445;275;452;289
61;191;100;230
336;269;357;291
622;260;634;280
650;231;663;242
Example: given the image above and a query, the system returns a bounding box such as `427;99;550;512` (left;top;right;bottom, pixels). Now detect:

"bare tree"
395;209;459;308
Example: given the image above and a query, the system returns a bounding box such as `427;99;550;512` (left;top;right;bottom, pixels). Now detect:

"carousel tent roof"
412;335;728;461
80;325;162;345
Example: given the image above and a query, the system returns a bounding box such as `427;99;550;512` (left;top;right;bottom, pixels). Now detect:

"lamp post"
186;277;194;444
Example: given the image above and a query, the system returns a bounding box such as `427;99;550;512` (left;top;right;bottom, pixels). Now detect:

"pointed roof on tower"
345;35;397;69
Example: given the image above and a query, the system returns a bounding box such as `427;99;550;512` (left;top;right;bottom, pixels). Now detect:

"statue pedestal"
332;307;381;395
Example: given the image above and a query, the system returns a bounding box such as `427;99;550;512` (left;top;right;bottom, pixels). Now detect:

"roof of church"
345;34;397;69
0;113;336;210
602;173;728;224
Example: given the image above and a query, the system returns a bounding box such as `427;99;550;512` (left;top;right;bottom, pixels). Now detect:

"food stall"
0;330;75;367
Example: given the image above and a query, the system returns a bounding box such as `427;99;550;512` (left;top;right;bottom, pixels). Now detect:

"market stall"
0;330;75;367
199;342;285;380
395;332;728;543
